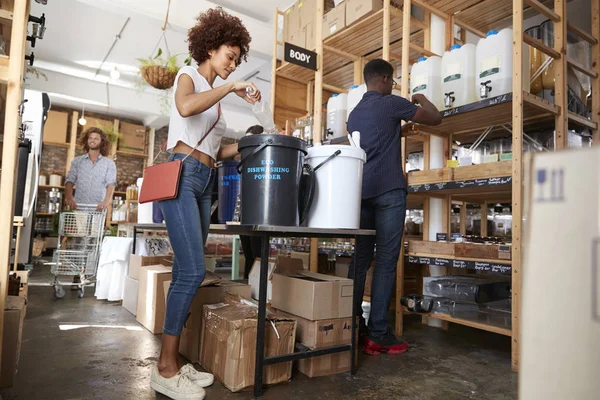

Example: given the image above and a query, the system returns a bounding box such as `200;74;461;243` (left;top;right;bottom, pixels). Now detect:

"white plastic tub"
306;144;366;229
441;44;477;108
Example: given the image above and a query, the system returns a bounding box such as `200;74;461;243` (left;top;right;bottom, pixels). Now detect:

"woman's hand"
230;81;262;104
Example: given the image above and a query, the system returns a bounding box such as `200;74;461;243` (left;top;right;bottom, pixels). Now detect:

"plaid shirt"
65;154;117;205
347;91;418;199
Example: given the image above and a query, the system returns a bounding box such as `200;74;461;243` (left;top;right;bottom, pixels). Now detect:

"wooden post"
554;0;568;149
111;119;119;156
66;111;79;169
353;57;364;85
270;9;280;115
592;0;600;145
0;0;29;370
383;0;391;61
445;15;455;51
424;12;431;51
147;127;156;167
512;0;525;372
480;202;488;237
460;203;467;235
313;0;324;144
394;0;413;338
306;80;314;115
309;238;319;272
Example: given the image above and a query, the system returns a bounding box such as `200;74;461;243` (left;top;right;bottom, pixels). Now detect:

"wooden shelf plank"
116;150;147;158
566;22;598;45
42;141;70;148
523;34;561;59
39;184;65;190
422;92;558;136
422;312;512;336
0;55;8;84
0;9;12;26
408;161;513;186
567;112;598;130
524;0;561;22
567;58;599;78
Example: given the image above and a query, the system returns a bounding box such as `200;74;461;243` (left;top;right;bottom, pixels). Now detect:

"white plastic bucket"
306;145;366;229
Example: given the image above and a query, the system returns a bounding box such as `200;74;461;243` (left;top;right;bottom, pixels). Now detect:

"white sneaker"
180;364;214;388
150;365;206;400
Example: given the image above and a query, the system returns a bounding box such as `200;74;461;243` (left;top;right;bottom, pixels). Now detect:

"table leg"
253;233;271;398
231;235;240;280
351;235;358;376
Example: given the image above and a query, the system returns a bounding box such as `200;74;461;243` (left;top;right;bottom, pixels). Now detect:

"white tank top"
167;66;227;160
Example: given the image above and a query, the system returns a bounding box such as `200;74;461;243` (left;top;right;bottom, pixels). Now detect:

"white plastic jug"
346;84;367;121
441;44;477;108
476;29;513;99
306;144;366;229
410;56;443;109
327;93;348;139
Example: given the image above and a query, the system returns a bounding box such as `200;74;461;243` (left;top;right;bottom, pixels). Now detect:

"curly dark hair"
79;127;111;157
188;8;251;66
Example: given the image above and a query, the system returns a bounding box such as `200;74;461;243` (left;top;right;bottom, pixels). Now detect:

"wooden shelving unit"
271;0;599;371
0;0;33;372
39;184;65;190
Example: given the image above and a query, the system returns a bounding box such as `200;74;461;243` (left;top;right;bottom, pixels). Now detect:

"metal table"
132;223;375;398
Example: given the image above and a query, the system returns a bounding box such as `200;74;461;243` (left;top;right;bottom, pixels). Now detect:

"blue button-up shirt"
65;154;117;205
347;91;418;199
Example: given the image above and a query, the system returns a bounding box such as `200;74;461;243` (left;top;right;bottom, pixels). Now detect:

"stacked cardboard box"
284;1;348;49
271;270;354;377
199;301;296;392
1;296;26;388
248;256;304;303
123;255;173;317
162;280;251;363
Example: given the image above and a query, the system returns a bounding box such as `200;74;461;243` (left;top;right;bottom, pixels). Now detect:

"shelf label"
284;43;317;71
436;233;448;242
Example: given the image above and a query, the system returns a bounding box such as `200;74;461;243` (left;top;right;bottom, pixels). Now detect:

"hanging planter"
137;48;181;90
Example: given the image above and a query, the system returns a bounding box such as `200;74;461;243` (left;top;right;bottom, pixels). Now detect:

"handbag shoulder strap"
153;104;222;163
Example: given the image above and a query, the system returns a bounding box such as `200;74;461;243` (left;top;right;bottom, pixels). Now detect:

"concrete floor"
0;266;517;400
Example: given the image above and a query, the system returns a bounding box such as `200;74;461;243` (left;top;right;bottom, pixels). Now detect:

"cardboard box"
43;110;69;144
118;121;146;153
162;280;252;363
248;257;303;303
200;302;296;392
1;296;26;388
323;1;346;39
122;275;139;316
520;148;600;399
346;0;382;26
300;0;317;28
278;311;352;377
272;271;353;320
136;265;172;334
128;254;173;280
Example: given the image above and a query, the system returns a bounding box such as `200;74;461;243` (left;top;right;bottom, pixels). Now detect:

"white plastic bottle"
327;93;348;138
410;56;443;109
441;44;477;108
346;84;367;121
475;29;513;99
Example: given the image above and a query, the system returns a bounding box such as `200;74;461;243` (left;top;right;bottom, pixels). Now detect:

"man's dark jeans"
349;188;407;338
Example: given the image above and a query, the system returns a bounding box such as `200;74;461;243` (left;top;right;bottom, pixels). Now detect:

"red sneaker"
364;334;409;355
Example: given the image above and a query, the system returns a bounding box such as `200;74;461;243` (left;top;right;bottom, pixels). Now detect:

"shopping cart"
48;204;107;299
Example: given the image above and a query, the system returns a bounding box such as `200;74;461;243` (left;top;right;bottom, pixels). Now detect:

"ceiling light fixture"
110;67;120;80
78;105;87;126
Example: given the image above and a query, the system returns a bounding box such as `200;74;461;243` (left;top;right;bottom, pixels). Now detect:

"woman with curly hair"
150;8;261;399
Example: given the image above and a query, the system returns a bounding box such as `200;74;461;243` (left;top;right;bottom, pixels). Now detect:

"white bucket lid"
306;144;366;162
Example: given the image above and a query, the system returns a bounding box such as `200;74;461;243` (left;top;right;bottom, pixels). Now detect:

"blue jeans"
349;188;407;338
160;153;215;336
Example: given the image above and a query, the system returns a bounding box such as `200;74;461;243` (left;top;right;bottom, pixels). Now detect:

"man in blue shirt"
348;59;441;355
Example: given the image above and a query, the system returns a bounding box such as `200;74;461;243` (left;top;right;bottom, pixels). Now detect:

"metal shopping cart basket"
48;204;107;299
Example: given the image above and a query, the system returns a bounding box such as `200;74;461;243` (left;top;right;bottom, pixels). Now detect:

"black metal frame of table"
132;223;375;398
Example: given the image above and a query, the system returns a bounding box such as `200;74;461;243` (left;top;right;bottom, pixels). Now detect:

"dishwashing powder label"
247;159;291;181
443;63;462;83
412;74;427;93
480;55;501;78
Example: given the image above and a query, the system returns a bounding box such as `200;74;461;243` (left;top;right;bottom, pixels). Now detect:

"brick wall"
153;126;169;164
40;145;68;178
116;155;145;191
